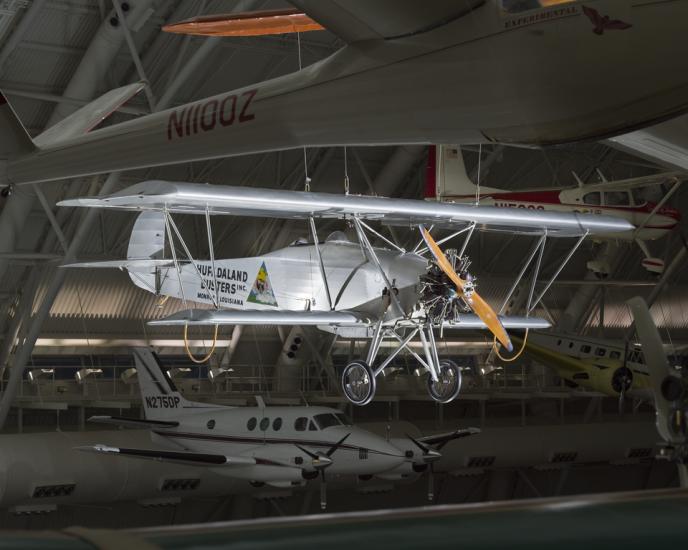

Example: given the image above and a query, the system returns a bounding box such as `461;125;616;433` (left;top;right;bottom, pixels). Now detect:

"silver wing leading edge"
59;181;634;238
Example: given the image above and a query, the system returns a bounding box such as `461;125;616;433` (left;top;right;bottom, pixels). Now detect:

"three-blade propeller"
420;226;513;352
296;433;351;511
163;8;323;37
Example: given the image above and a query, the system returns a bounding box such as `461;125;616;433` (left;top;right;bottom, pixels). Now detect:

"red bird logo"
582;5;632;35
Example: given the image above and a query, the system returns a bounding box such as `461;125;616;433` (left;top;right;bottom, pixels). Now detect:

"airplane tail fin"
133;347;225;419
0;92;36;159
424;145;502;201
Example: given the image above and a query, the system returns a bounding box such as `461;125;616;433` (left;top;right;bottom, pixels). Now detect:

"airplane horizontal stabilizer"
148;308;373;327
87;415;179;429
76;444;256;467
34;82;146;148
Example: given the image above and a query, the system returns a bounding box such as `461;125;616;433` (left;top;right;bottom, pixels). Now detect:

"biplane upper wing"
287;0;484;43
58;181;634;238
148;309;374;327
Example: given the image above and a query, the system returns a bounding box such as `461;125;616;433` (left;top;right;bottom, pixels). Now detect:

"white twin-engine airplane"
80;348;479;510
427;145;685;274
1;1;688;185
60;182;633;406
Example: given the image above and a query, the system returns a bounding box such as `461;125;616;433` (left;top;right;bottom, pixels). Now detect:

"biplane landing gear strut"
341;322;462;406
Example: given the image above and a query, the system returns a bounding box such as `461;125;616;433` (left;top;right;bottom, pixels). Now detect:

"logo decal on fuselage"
582;6;632;35
248;262;278;307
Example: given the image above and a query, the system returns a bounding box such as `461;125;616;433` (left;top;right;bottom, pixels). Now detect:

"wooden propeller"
420;226;513;352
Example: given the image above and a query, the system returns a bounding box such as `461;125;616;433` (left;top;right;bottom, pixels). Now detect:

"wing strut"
528;230;588;314
352;217;404;317
309;217;333;310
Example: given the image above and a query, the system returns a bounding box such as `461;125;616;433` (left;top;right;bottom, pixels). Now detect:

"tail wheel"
341;360;376;406
427;359;462;403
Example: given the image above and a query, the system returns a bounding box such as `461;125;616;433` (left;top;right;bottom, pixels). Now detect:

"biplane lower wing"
441;315;550;330
148;309;549;331
58;181;634;238
148;309;374;327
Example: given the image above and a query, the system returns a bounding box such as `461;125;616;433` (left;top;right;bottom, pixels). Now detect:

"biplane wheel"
341;360;376;406
427;360;462;404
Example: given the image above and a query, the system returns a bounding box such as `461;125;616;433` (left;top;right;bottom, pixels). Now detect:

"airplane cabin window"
314;413;341;429
294;417;308;431
247;417;257;431
580;345;591;353
595;347;606;357
604;191;630;206
582;192;601;206
207;419;216;430
501;0;577;14
259;418;270;431
610;351;621;360
273;418;282;431
557;339;562;346
308;420;318;431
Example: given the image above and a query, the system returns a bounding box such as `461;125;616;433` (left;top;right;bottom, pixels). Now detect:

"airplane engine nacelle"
582;359;633;396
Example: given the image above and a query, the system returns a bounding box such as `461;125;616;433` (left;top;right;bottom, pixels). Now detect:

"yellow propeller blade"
420;227;513;352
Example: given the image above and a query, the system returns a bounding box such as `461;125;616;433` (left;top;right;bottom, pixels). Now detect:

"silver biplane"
60;182;633;405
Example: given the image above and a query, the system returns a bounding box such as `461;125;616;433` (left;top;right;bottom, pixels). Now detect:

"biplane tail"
424;145;502;201
125;211;167;293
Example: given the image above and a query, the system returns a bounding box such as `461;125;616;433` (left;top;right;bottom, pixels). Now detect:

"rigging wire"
343;146;350;195
475;144;482;205
493;328;529;363
297;31;311;191
184;323;219;364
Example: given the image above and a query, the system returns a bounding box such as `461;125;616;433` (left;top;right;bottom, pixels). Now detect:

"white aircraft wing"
58;181;633;238
608;114;688;172
576;172;686;194
148;309;374;327
87;415;179;429
76;444;264;467
288;0;483;43
418;427;480;447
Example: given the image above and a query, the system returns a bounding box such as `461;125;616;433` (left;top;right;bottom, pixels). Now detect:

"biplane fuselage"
4;0;688;185
151;236;427;320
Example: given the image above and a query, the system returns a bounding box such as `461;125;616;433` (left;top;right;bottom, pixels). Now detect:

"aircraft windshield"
313;413;344;430
335;412;352;426
501;0;577;14
632;186;664;206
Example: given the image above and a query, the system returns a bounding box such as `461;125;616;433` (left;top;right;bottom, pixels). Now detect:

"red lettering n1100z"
167;89;257;140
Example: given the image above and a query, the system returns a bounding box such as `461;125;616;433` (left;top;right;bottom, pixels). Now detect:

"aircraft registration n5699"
426;144;684;272
1;0;688;185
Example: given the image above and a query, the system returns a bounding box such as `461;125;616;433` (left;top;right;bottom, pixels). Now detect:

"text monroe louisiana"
196;264;249;306
167;89;258;140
